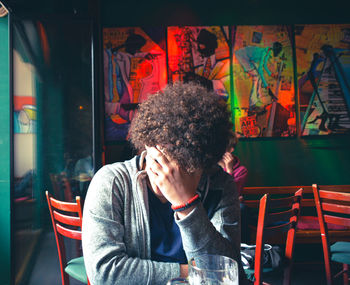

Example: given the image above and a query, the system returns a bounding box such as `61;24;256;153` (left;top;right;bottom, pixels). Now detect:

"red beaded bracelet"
171;194;200;212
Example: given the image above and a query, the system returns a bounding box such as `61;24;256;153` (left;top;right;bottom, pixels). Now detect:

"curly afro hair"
129;82;233;173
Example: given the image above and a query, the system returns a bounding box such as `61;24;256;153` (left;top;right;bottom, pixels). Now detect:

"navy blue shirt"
147;186;187;264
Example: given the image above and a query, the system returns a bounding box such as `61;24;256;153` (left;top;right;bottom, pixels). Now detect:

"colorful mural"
103;27;167;141
295;24;350;136
232;25;296;138
167;26;231;103
103;25;350;140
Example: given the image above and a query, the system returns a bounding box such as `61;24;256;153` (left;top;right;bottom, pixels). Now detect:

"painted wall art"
103;24;350;141
103;27;167;141
295;24;350;136
167;26;231;104
232;25;296;138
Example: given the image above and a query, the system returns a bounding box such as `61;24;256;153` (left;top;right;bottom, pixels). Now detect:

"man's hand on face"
145;146;202;207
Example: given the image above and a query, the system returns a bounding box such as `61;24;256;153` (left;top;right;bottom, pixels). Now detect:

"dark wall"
101;0;350;26
236;136;350;186
101;0;350;186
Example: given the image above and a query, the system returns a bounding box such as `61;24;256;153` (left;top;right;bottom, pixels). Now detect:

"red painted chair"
46;191;90;285
247;188;303;285
313;184;350;285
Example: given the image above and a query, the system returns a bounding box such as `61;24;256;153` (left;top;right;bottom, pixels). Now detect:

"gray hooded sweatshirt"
82;152;246;284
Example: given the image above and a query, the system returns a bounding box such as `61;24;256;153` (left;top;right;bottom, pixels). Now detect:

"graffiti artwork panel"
167;26;231;104
233;25;296;138
295;24;350;136
103;27;167;141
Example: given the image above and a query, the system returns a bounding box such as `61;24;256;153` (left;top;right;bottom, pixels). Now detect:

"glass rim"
167;277;189;284
188;254;238;273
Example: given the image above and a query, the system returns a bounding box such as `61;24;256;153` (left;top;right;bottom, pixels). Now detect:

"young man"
82;82;248;284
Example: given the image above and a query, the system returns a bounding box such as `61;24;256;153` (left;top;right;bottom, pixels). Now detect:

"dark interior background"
100;0;350;187
8;0;350;188
3;1;350;284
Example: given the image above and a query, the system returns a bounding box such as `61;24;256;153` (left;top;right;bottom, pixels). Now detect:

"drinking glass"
188;254;238;285
167;277;190;284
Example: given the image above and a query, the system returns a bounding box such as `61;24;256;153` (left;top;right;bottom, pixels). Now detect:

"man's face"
197;42;213;58
126;44;141;55
147;173;165;200
144;146;170;202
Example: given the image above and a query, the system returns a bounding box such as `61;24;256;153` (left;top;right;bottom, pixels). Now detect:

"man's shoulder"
94;157;138;181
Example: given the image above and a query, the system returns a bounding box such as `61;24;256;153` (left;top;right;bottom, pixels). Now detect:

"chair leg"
283;263;292;285
343;264;349;285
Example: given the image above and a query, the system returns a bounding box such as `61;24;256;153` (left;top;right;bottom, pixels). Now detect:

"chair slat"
243;200;260;208
53;210;82;227
56;223;82;240
300;199;315;207
244;199;312;209
50;197;81;212
324;215;350;228
319;190;350;202
266;209;298;225
268;196;298;209
243;186;305;195
322;202;350;215
264;221;294;238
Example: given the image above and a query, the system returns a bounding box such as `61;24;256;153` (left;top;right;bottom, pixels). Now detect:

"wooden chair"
313;184;350;285
246;188;303;285
46;191;90;285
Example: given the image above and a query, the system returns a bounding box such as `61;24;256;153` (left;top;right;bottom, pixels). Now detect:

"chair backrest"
312;184;350;285
46;191;83;285
254;188;303;285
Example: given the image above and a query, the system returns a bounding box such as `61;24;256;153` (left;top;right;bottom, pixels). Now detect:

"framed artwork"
103;27;167;141
167;26;231;104
295;24;350;136
232;25;296;138
102;24;350;141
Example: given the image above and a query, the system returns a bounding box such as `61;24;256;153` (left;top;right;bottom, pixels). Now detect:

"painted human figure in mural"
104;34;157;124
184;29;230;100
298;51;328;132
235;42;282;112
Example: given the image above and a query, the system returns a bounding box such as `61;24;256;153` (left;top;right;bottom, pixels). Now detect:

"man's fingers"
145;157;162;187
145;146;168;166
146;153;161;175
145;146;175;176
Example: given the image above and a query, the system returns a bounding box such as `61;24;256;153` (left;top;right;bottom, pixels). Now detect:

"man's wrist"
180;264;189;277
175;205;196;219
171;194;200;212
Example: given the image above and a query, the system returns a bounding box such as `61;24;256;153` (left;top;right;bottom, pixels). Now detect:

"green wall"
236;136;350;186
101;0;350;187
0;15;11;285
